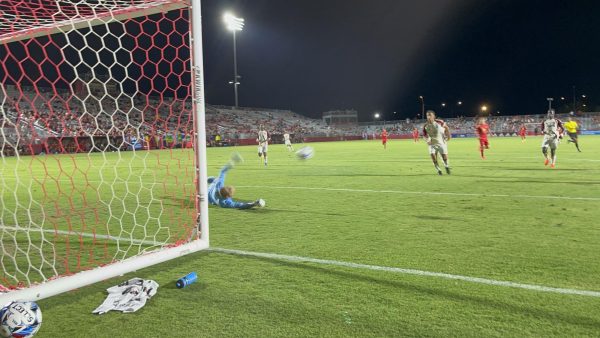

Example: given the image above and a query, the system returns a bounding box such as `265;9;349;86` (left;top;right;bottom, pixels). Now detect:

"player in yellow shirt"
563;116;581;152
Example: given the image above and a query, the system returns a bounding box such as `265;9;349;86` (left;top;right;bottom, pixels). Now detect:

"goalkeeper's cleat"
437;169;443;176
445;166;451;175
544;159;549;166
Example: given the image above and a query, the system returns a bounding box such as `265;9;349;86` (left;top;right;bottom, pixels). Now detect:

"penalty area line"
211;247;600;298
237;185;600;201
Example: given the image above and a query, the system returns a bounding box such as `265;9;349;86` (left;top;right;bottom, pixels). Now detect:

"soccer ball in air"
295;146;314;160
0;301;42;338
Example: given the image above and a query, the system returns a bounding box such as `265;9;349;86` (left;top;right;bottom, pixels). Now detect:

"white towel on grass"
93;278;158;314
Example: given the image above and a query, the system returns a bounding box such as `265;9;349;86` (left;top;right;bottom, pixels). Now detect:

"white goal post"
0;0;209;303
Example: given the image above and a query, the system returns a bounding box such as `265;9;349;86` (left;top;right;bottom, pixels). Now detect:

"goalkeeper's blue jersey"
208;166;255;209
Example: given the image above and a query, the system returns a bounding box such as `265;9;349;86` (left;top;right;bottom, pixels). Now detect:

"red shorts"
479;138;489;147
382;138;387;144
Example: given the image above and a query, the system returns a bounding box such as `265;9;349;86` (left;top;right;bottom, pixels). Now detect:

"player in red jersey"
475;117;490;159
381;128;388;149
519;125;527;142
412;127;419;142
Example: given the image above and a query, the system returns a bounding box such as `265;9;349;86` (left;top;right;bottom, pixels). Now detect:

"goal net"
0;0;209;301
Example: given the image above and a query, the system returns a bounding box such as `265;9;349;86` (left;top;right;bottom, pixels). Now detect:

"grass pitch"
12;136;600;336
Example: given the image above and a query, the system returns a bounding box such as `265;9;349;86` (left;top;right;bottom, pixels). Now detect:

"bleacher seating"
2;85;600;155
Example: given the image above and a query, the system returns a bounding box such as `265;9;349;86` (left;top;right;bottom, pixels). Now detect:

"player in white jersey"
283;132;293;151
541;109;564;168
422;110;451;175
257;125;270;166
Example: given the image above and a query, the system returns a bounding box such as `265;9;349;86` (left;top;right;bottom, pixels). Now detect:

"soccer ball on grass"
0;301;42;338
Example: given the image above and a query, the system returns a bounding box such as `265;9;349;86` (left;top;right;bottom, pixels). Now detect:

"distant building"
322;110;358;126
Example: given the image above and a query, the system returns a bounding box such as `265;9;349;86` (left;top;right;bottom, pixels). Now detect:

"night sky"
201;0;600;120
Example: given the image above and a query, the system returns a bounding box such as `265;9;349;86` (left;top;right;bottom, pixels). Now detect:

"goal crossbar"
0;0;189;44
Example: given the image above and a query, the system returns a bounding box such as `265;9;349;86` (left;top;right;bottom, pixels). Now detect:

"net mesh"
0;0;198;288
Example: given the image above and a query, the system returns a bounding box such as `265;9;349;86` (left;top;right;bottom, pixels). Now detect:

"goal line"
211;247;600;298
3;228;596;299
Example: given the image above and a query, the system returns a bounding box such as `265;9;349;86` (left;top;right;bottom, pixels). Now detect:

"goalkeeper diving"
208;153;266;209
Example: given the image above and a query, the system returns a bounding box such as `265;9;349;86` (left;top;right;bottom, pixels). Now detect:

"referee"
564;116;581;152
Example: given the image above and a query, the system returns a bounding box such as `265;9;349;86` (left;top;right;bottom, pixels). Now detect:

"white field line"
3;177;594;201
2;226;598;298
0;226;163;246
339;157;600;163
0;177;189;188
512;156;600;162
211;247;600;298
237;185;600;201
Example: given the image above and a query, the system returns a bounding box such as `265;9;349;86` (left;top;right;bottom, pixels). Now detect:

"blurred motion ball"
295;146;314;160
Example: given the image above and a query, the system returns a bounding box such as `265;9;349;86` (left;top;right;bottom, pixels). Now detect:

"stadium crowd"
1;85;599;155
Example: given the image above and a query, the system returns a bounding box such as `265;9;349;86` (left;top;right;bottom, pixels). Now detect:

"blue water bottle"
176;272;198;288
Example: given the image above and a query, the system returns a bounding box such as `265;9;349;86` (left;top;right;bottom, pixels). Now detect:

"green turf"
4;136;600;337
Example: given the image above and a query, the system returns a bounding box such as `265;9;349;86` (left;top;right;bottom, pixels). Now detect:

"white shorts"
284;140;292;146
541;135;559;150
258;143;268;154
428;143;448;155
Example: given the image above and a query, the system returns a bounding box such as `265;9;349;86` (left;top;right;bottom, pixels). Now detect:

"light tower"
223;13;244;107
419;96;424;121
546;97;554;110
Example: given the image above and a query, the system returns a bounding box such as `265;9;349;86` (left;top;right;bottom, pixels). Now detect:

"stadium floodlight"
224;13;245;31
223;12;244;107
481;105;488;112
457;101;462;105
374;113;381;119
418;96;425;121
441;102;446;107
581;94;586;98
0;0;209;304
